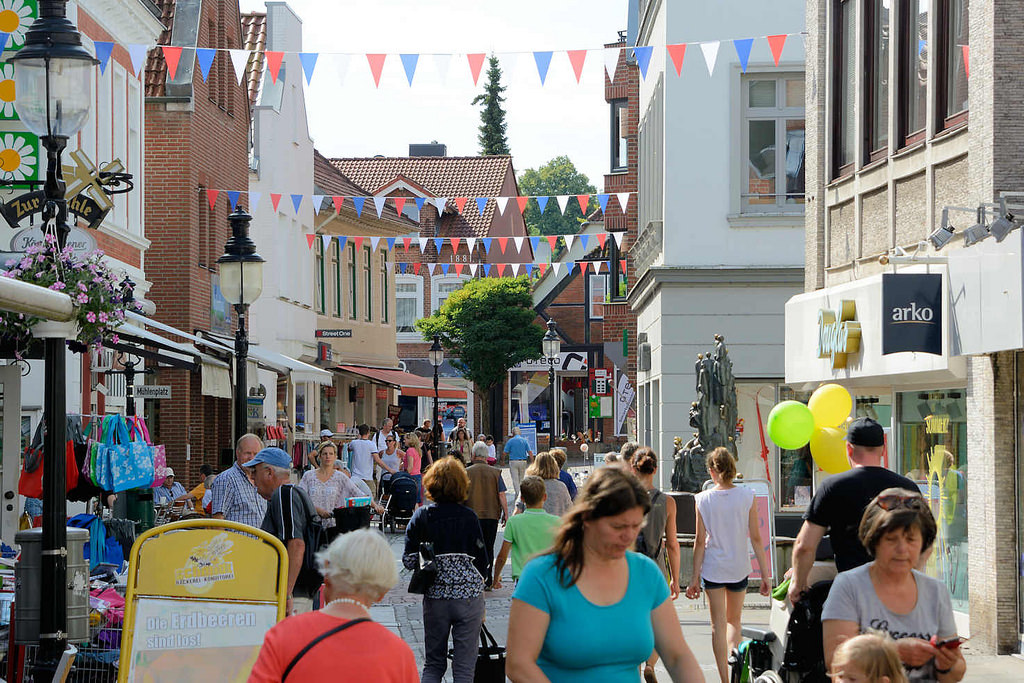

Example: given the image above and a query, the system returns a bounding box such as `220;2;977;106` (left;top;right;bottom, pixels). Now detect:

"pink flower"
97;312;108;323
51;281;65;290
44;233;56;244
76;293;89;304
110;334;119;344
86;312;96;323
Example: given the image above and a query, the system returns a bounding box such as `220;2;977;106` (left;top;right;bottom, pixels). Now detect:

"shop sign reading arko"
817;300;861;369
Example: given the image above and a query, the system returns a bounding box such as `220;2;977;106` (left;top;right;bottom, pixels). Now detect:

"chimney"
409;143;447;157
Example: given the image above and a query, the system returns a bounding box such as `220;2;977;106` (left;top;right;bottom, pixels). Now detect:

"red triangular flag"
667;44;687;76
332;196;345;212
403;237;412;251
413;263;421;275
454;197;468;214
393;197;406;215
620;259;626;272
516;196;529;214
766;35;787;67
962;45;970;78
547;235;558;250
270;193;282;211
596;233;607;248
354;236;364;250
497;237;508;253
454;264;464;276
467;53;486;85
305;234;315;249
366;53;387;87
206;189;219;209
538;263;548;276
163;46;183;80
496;263;507;277
265;51;284;83
450;237;461;252
567;50;587;83
576;195;589;213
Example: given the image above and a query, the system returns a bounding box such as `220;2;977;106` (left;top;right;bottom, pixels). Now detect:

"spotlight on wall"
928;224;955;250
963;221;990;246
989;214;1017;242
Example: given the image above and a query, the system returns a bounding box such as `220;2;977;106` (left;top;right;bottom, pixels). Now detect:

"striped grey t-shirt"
261;484;315;544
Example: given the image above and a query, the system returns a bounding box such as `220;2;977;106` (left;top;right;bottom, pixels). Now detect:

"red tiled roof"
143;0;174;97
313;150;416;229
240;12;266;111
329;156;514;238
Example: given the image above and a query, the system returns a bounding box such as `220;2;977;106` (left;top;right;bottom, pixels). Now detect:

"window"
432;277;468;313
900;0;929;145
610;99;629;172
363;247;372;321
866;0;891;158
314;240;325;313
332;240;342;317
832;0;856;176
380;250;389;323
938;0;968;127
588;274;608;320
348;243;357;319
396;276;423;337
743;75;805;210
609;234;627;301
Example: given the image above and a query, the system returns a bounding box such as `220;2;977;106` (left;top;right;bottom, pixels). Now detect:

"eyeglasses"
386;439;395;443
875;493;928;512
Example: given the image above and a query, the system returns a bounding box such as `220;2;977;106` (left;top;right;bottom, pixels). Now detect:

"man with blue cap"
244;447;318;614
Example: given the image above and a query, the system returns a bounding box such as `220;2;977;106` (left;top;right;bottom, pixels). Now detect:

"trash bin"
120;487;155;532
15;527;90;644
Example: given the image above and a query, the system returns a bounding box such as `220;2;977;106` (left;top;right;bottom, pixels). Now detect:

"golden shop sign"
817;300;861;369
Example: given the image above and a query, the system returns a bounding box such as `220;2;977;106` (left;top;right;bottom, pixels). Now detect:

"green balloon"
767;400;816;450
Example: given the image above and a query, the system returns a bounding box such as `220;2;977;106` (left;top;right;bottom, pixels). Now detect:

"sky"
237;0;627;191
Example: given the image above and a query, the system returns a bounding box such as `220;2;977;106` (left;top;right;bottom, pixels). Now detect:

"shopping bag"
447;622;505;682
106;415;154;492
17;421;44;498
133;417;167;488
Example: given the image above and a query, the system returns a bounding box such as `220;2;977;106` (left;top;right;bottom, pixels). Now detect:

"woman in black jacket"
403;457;488;683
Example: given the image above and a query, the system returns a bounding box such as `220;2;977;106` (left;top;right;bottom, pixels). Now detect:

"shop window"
778;386;814;508
938;0;969;128
897;390;967;613
743;74;805;209
348;243;357;320
588;274;607;320
396;275;423;339
866;0;891;159
899;0;929;146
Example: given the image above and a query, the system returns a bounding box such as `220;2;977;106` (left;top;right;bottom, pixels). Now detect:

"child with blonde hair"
831;634;909;683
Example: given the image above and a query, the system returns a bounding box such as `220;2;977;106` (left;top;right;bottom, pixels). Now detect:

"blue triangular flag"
597;194;610;213
352;197;365;217
530;236;540;252
441;263;450;275
386;237;396;251
632;46;653;79
533;51;553;85
299;52;318;84
399;262;407;274
226;191;241;210
919;40;926;56
95;42;114;75
482;238;493;254
733;38;754;73
290;194;303;214
337;236;348;249
475;197;488;215
415;197;426;212
196;48;216;82
580;234;590;250
536;196;549;213
400;53;419;86
433;238;444;253
482;264;492;276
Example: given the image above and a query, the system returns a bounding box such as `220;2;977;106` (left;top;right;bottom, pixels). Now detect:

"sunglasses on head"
875;493;927;511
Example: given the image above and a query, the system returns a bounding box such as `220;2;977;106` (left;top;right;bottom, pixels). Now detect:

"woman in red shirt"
249;529;417;682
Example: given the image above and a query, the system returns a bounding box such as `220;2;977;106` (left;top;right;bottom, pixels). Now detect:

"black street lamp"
217;208;265;443
8;1;97;675
428;335;444;457
542;320;561;444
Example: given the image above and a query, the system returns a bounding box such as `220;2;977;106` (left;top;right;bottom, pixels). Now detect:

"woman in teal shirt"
507;468;702;682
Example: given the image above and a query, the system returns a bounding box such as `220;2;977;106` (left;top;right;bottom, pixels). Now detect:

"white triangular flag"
495;196;510;214
617;192;630;212
432;197;448;214
700;41;720;76
368;236;381;252
418;237;429;252
466;237;477;253
512;236;524;252
386;262;394;272
248;191;261;211
333;53;351;85
604;47;621;81
321;234;331;250
311;195;325;214
510;263;521;276
552;262;563;277
427;263;437;275
433;53;452;83
373;197;386;218
564;234;576;251
612;231;625;247
556;195;570;214
469;263;479;276
229;49;251;85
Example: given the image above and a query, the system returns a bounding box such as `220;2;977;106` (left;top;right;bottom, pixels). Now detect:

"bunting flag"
249;192;261;211
299;52;319;84
564;234;576;251
512;236;525;252
576;195;589;214
333;195;345;213
432;197;447;215
454;197;468;214
700;41;720;76
536;196;549;213
353;236;364;250
226;191;240;211
533;51;553;85
368;236;381;252
597;194;610;213
579;234;590;250
530;236;540;253
466;237;477;253
632;45;653;80
95;42;115;75
495;196;510;214
604;47;621;81
387;237;396;251
413;263;422;275
206;189;219;209
352;196;365;217
415;237;426;253
495;263;507;277
612;231;625;247
163;46;184;80
497;237;508;254
270;193;282;212
398;262;407;274
128;44;149;77
402;237;412;251
619;259;626;273
766;34;787;66
228;49;250;84
311;195;325;213
617;193;630;212
306;234;315;249
516;196;529;214
427;263;437;275
266;51;285;83
733;38;754;73
333;53;352;84
394;197;406;215
289;194;302;214
373;196;387;218
596;232;607;248
475;197;488;215
338;236;348;249
450;237;461;253
414;197;426;213
469;263;479;276
433;53;452;83
546;235;558;250
321;234;331;251
567;50;587;83
667;43;687;76
453;263;464;276
510;263;521;276
552;262;563;277
196;48;216;82
366;53;387;87
538;263;548;276
482;264;491;276
467;53;486;85
400;53;419;86
433;237;444;254
556;195;570;214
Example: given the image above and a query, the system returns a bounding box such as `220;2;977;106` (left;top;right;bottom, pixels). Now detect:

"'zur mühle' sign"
0;150;124;231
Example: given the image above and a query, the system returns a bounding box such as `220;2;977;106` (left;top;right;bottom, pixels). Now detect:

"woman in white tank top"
684;447;771;683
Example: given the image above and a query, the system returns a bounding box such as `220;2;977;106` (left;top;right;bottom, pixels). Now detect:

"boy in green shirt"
492;476;561;589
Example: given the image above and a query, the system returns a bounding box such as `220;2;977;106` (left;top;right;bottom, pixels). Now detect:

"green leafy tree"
518;156;598;236
472;55;511;156
416;276;543;434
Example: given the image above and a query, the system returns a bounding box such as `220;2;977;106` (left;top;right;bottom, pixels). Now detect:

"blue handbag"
107;415;155;492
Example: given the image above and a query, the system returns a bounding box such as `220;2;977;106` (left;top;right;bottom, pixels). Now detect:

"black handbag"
448;622;506;682
408;509;437;595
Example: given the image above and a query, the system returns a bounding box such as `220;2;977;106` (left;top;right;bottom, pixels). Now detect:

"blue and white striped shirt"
210;463;267;528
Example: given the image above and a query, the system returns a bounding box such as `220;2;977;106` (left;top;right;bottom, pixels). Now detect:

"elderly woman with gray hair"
249;529;418;682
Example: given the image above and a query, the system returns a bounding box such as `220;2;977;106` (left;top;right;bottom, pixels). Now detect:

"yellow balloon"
808;383;853;429
810;427;851;475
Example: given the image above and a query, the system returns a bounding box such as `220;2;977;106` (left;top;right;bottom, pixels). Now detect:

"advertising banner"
614;372;635;436
882;273;943;356
517;422;538;454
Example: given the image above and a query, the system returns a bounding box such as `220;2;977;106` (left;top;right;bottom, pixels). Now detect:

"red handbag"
18;419;80;498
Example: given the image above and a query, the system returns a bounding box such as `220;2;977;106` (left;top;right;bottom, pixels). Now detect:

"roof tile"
240;12;266;111
143;0;175;97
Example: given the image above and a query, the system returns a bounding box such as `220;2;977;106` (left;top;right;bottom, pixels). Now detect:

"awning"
192;330;333;387
111;323;232;399
334;365;466;399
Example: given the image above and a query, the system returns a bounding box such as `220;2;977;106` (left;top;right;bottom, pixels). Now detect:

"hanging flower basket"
0;234;138;354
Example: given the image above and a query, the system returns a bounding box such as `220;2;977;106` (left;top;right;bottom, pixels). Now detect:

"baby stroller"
379;472;419;533
730;580;833;683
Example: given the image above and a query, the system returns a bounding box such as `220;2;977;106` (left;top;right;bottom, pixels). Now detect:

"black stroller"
379;472;419;533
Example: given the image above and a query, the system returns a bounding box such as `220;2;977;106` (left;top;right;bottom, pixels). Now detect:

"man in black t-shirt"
787;417;917;604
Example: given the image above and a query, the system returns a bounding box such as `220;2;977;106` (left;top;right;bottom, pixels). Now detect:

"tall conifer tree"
472;55;511;155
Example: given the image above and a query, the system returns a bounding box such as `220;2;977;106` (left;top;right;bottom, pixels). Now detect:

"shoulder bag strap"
282;617;370;681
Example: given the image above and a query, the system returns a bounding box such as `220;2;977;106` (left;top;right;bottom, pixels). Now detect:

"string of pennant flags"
303;231;627;257
306;254;627;280
204;188;633;218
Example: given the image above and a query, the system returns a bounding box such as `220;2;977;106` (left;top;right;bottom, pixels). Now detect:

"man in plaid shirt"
210;434;267;527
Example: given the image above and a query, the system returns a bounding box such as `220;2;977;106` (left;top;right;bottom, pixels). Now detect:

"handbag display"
132;417;167;488
18;419;81;498
101;415;155;492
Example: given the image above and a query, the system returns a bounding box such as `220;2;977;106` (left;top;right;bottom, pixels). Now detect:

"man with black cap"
787;417;917;605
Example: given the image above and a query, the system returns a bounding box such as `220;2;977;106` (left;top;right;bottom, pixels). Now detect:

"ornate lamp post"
217;208;265;442
428;335;444;457
542;320;561;444
8;1;97;674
